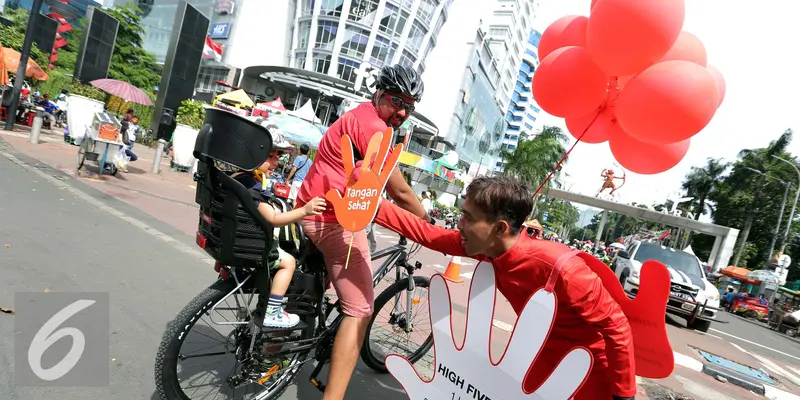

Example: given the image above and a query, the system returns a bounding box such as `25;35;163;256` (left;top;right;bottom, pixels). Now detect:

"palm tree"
731;128;793;266
681;158;730;221
501;125;568;189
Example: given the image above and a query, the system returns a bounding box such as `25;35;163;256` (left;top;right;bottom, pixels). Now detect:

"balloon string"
532;110;602;198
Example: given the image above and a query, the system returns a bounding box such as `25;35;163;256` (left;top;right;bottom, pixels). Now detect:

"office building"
484;0;539;112
495;28;541;172
5;0;101;20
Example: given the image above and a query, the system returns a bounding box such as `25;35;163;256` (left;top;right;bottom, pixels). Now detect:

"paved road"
711;312;800;365
0;143;413;399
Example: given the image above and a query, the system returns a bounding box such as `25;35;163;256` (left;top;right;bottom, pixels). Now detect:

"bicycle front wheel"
361;276;433;373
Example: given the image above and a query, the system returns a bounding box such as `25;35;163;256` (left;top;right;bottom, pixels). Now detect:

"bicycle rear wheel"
361;276;433;373
155;278;314;399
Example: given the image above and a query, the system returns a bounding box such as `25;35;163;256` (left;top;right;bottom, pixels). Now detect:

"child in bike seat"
232;131;326;328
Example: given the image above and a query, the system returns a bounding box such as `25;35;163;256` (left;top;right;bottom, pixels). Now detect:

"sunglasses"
384;94;415;114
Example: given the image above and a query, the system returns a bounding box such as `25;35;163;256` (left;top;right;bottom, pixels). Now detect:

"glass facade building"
495;29;541;172
445;43;503;167
292;0;453;84
5;0;101;20
112;0;215;63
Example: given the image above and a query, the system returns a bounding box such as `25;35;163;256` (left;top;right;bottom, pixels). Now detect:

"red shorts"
299;219;374;318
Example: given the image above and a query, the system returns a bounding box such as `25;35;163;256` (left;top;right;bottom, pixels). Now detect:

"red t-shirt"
296;102;390;222
374;202;637;399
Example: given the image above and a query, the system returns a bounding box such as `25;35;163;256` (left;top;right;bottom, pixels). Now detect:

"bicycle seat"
192;108;276;269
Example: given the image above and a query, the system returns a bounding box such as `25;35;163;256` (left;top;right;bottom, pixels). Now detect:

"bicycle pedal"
309;378;326;392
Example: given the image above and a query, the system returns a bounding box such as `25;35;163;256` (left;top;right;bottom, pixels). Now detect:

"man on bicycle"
374;176;637;400
295;64;432;400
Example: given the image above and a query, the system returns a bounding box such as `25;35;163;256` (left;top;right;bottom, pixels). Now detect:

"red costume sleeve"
557;257;637;398
374;201;468;258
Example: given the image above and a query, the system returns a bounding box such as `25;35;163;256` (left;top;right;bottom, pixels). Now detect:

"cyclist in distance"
295;64;433;400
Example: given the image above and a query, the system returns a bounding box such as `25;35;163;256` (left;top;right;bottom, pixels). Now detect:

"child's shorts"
270;247;292;270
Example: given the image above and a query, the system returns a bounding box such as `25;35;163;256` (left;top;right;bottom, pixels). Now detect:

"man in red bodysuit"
374;176;637;399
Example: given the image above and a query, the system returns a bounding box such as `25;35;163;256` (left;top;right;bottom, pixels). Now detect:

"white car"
612;241;721;332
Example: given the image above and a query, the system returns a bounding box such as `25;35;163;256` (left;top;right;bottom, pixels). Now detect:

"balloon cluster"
532;0;725;175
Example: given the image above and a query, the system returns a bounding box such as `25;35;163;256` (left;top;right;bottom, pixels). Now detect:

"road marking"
0;149;215;265
764;385;800;400
750;352;800;387
728;342;749;354
710;328;800;363
705;333;723;340
673;351;704;372
432;264;445;270
460;272;473;280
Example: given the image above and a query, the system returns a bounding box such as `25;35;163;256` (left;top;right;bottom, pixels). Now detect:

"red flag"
202;36;223;62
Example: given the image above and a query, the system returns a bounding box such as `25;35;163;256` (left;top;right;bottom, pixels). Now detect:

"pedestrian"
286;143;312;203
374;176;636;400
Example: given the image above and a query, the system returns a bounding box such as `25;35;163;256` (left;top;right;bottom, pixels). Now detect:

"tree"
501;125;568;189
0;8;49;68
102;4;161;90
535;198;580;237
711;129;795;267
681;158;729;221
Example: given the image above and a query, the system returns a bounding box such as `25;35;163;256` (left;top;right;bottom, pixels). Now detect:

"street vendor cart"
76;111;124;176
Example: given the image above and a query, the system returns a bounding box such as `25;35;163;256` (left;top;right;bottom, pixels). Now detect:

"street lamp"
772;155;800;253
744;167;790;262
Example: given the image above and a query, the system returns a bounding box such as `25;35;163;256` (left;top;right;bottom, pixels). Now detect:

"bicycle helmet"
373;64;424;102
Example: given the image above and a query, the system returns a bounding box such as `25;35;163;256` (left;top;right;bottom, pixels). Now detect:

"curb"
701;363;766;396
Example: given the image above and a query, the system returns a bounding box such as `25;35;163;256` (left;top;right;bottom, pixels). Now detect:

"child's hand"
303;197;326;216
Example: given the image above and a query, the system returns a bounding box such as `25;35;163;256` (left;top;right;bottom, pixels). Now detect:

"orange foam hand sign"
326;128;403;233
578;253;674;379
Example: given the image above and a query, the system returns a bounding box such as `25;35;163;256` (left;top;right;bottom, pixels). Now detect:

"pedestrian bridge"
543;187;739;270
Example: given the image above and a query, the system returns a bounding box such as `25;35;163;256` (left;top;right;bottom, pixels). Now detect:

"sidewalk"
0;126;201;236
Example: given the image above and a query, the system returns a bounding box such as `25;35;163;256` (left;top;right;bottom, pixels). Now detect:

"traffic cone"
443;255;464;283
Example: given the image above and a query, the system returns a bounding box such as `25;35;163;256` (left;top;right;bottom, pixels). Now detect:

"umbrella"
746;270;779;284
2;46;48;80
262;113;324;148
0;47;8;87
89;79;153;106
610;242;625;249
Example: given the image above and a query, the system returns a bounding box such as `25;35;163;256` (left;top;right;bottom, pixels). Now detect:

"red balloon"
591;0;600;11
538;15;589;61
707;65;726;107
609;128;690;175
616;60;719;145
587;0;685;76
565;103;620;144
532;46;608;118
658;31;707;66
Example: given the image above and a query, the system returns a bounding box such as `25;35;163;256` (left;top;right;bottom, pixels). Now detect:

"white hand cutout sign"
387;262;593;400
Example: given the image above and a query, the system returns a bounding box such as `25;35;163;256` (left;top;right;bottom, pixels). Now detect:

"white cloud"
533;0;800;207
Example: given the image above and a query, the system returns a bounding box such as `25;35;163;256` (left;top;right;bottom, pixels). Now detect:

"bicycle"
154;113;434;399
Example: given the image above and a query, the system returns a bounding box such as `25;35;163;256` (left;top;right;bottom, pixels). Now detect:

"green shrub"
176;99;207;130
33;69;106;102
